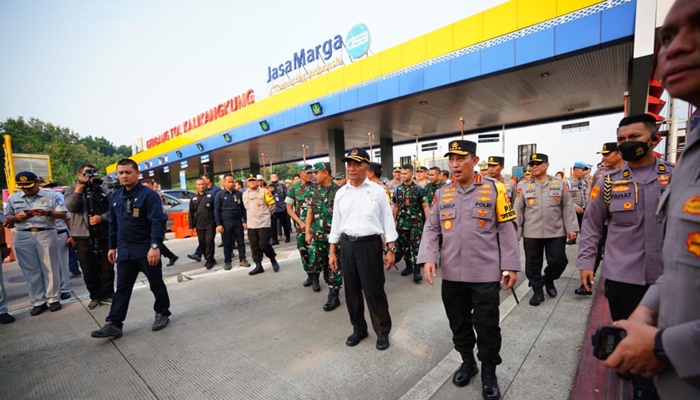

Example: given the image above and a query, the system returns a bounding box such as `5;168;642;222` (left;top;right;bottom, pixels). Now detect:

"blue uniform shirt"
108;183;165;262
213;188;246;225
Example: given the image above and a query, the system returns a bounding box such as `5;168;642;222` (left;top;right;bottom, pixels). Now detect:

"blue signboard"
346;24;370;59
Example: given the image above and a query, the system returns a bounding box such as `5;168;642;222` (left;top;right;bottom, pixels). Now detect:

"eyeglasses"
528;161;544;167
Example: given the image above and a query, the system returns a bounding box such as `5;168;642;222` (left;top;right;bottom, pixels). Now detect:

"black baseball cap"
528;153;549;163
444;140;477;157
486;156;504;166
343;147;370;164
597;142;618;154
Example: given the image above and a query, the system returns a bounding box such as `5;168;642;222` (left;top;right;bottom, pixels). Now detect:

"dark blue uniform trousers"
106;257;171;327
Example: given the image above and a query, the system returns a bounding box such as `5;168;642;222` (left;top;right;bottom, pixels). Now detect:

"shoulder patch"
590;186;600;200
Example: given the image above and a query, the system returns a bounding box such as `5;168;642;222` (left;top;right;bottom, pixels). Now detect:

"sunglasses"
528;161;544;167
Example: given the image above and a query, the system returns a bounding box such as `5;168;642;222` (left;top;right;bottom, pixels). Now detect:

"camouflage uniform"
308;182;342;290
285;182;315;272
393;182;424;268
421;181;444;210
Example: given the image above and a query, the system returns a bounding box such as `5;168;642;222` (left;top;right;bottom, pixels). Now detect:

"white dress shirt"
329;177;398;244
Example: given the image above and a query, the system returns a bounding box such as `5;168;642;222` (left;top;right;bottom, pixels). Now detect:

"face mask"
618;140;651;162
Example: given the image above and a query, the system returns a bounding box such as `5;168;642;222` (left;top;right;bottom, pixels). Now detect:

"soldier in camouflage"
286;164;316;287
392;164;424;283
305;162;343;311
421;166;444;216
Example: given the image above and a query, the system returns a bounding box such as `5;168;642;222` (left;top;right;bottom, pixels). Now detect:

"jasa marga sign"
266;35;343;83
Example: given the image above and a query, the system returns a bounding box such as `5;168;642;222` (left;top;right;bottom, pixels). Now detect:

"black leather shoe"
91;322;123;339
30;303;48;316
574;284;592;295
204;262;214;270
303;274;313;287
249;263;265;275
452;361;479;387
152;313;170;331
187;254;202;262
166;255;179;266
413;266;422;283
481;365;501;400
346;331;368;347
60;292;71;300
544;280;558;297
49;302;62;312
529;290;545;306
271;259;280;272
0;313;16;324
323;289;341;311
376;335;390;350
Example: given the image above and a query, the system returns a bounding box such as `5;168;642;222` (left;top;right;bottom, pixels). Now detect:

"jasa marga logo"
266;35;343;83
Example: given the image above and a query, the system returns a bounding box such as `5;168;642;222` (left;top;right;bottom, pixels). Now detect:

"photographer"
64;164;115;310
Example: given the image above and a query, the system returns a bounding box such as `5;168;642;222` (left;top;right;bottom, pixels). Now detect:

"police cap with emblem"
416;166;428;172
597;142;618;154
444;140;477;157
486;156;504;166
15;171;38;188
342;147;371;164
37;177;58;188
246;174;257;182
528;153;549;163
392;167;401;173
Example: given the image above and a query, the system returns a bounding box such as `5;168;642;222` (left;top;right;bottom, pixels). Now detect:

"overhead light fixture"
163;166;170;173
260;120;270;132
419;101;428;105
540;72;551;78
310;102;323;116
223;133;232;143
175;150;182;158
345;119;353;122
196;143;204;151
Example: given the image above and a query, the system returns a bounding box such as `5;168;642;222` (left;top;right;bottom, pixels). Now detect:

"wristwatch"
47;211;54;218
654;329;670;364
150;243;159;249
386;244;398;253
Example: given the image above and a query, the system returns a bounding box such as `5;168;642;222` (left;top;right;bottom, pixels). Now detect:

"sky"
0;0;506;149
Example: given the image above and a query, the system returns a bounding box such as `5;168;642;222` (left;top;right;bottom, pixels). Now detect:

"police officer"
329;148;398;350
392;164;424;282
188;174;222;262
244;174;280;275
418;140;520;400
568;161;591;244
421;166;444;216
38;178;73;301
486;156;516;203
514;153;578;306
416;166;429;188
65;164;115;309
603;4;700;397
305;162;343;310
91;159;171;339
141;179;179;267
214;174;249;270
386;167;402;191
286;164;315;285
574;142;624;296
0;211;14;324
5;171;68;315
578;114;673;398
189;178;217;269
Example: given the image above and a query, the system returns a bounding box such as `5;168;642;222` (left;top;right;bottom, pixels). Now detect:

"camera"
591;326;627;360
82;169;104;188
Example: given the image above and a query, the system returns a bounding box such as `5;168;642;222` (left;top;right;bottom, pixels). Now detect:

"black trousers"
106;257;170;327
271;211;291;241
523;236;568;290
604;279;650;322
442;280;502;365
248;228;276;263
196;228;216;263
340;236;391;337
75;237;114;300
222;219;246;263
160;243;175;259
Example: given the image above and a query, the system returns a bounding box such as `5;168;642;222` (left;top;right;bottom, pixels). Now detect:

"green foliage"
0;117;131;189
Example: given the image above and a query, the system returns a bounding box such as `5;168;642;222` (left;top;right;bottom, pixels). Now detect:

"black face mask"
618;140;651;162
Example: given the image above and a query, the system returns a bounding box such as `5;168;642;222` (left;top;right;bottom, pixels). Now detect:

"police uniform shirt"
639;124;700;399
108;183;166;262
417;177;521;282
328;177;398;244
243;187;275;229
514;176;578;238
569;178;589;208
5;188;68;230
578;158;674;286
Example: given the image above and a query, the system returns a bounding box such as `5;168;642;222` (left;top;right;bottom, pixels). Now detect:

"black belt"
341;233;381;242
19;228;55;232
57;229;69;235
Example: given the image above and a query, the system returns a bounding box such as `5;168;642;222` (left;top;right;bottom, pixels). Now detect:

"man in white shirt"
329;148;399;351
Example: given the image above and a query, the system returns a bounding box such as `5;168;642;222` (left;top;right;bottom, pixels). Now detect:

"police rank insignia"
682;196;700;215
623;202;632;210
478;219;486;227
590;186;600;200
528;199;535;205
443;220;452;230
687;232;700;257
